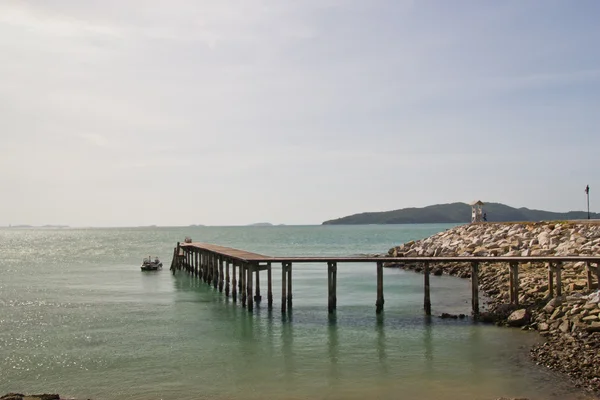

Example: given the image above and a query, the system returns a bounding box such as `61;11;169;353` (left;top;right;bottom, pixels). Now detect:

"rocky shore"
386;221;600;394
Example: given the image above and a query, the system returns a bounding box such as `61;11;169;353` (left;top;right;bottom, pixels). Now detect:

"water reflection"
375;315;388;374
327;313;339;382
423;316;433;375
281;312;295;380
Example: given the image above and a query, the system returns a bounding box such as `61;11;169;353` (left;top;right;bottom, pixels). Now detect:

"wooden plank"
179;244;600;264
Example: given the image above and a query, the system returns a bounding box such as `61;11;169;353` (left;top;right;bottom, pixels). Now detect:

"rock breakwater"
386;221;600;394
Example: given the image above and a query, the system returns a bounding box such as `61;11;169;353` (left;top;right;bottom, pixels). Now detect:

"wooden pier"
171;242;600;317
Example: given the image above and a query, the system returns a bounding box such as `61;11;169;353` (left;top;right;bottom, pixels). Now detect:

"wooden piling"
423;262;431;316
512;263;519;306
232;263;237;302
547;262;554;297
247;264;254;312
213;254;219;289
376;261;384;314
586;262;593;291
287;262;293;308
225;261;230;297
328;261;338;313
254;265;261;302
241;264;247;307
596;262;600;290
471;262;479;317
332;261;337;310
556;262;562;297
238;263;243;291
267;262;273;309
281;262;288;313
219;257;224;292
508;263;515;304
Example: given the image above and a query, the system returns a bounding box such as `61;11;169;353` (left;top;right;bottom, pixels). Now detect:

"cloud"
78;133;109;148
1;0;599;226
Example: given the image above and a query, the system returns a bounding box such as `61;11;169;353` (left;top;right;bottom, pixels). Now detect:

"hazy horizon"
1;200;597;228
1;1;599;227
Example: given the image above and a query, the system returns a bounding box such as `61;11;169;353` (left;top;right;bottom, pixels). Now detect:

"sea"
0;225;591;400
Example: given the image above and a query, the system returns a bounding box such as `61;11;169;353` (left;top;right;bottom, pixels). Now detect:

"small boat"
141;256;163;271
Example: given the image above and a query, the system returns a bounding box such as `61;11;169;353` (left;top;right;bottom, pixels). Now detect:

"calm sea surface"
0;225;590;400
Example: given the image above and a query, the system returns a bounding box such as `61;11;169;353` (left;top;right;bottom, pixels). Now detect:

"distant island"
322;202;600;225
248;222;274;227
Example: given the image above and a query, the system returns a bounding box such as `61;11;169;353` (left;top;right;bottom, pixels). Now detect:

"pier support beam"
247;264;254;312
267;262;273;309
241;264;247;308
547;262;554;297
424;262;431;316
508;263;519;305
556;262;562;297
585;262;599;291
376;261;384;314
232;263;237;302
225;261;230;297
328;261;337;313
219;257;224;293
254;265;262;302
287;262;293;309
213;254;219;290
281;262;288;313
471;262;479;317
586;262;593;291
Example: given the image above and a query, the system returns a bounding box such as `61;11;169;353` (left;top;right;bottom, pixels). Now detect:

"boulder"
507;309;530;327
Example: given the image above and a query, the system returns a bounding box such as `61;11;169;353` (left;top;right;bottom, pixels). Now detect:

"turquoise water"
0;225;589;400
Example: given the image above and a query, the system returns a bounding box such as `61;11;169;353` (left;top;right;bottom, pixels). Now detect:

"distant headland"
322;202;600;225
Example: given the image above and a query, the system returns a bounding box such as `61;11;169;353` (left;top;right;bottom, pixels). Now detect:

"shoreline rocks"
386;221;600;394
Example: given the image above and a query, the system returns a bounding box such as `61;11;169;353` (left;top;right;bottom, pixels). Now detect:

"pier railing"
171;242;600;317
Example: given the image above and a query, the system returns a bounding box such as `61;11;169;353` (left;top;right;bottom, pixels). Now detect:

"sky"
1;0;599;227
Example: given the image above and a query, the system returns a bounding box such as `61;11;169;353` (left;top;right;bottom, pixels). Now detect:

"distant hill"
322;202;600;225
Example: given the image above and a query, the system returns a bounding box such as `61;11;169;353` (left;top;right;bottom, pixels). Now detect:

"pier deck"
172;242;600;317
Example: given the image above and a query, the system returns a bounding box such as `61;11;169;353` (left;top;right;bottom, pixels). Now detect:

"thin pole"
588;189;590;220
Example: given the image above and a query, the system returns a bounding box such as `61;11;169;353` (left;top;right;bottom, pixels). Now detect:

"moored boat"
141;257;162;271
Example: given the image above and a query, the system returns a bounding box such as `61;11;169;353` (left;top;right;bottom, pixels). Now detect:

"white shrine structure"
470;200;485;223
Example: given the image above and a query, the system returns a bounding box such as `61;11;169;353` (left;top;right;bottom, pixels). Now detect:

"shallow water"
0;225;590;399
